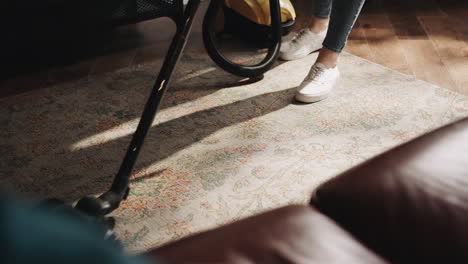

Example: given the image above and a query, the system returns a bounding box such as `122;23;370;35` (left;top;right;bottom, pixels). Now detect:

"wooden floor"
1;0;467;97
345;0;467;94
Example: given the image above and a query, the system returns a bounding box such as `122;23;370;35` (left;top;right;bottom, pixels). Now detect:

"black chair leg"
75;0;202;218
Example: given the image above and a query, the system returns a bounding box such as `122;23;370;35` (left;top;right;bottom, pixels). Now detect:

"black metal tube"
101;0;202;208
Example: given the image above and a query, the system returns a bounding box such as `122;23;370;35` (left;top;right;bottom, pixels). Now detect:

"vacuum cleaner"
44;0;295;239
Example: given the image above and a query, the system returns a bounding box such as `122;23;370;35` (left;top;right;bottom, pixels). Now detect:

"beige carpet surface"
1;51;467;252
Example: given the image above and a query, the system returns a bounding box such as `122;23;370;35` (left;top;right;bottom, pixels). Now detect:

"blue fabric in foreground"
0;197;157;264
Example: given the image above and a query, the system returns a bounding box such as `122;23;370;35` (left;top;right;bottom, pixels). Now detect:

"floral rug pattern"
1;52;467;252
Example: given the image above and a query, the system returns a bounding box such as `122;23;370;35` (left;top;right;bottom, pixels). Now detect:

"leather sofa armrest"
147;205;387;264
311;117;468;263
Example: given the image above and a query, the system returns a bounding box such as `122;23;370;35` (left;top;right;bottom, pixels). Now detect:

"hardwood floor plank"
344;19;376;62
400;39;458;91
419;16;468;94
386;13;428;40
383;0;432;40
358;14;413;75
435;0;468;41
412;0;446;17
362;0;385;14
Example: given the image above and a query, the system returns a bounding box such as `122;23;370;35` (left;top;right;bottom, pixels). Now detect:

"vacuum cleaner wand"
74;0;283;230
75;0;202;218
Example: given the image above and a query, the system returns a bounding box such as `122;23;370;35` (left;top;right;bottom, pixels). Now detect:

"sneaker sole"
295;92;329;103
279;48;322;61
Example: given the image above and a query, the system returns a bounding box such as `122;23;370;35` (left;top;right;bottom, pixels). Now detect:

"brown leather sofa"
148;117;468;264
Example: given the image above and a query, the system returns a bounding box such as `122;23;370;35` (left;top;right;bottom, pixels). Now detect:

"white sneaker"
295;63;339;103
280;28;327;61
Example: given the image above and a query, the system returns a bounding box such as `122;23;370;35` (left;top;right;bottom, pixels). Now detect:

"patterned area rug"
1;51;467;252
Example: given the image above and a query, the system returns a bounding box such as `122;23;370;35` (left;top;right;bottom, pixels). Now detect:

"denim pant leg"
313;0;333;19
314;0;366;53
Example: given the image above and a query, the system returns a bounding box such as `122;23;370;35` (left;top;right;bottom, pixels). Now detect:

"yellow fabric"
225;0;296;25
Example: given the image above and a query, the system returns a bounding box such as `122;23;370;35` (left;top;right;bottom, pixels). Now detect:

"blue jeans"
314;0;366;53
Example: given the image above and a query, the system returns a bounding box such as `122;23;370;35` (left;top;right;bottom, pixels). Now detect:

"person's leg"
279;0;333;61
309;0;332;33
316;0;366;68
295;0;366;103
282;0;365;64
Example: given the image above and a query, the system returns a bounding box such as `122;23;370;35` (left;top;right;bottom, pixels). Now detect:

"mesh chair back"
110;0;183;25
